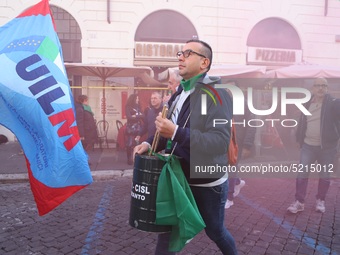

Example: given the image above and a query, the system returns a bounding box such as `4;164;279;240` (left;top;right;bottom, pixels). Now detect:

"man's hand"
133;143;149;160
155;112;176;139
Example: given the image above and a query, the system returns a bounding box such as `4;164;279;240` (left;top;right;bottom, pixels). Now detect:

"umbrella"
265;64;340;78
64;62;152;79
208;64;268;88
158;64;267;80
64;62;153;122
138;72;167;86
208;64;267;78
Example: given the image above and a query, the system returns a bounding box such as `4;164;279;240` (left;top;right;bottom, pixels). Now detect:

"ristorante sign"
134;41;185;66
247;46;303;66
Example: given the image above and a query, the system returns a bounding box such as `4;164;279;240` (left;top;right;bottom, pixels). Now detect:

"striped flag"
0;0;93;215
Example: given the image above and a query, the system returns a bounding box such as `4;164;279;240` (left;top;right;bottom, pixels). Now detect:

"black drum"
129;154;171;232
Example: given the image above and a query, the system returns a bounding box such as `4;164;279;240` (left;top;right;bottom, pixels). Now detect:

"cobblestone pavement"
1;141;340;254
1;176;340;255
0;142;133;176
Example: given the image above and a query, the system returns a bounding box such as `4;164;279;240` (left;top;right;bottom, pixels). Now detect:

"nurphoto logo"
201;83;312;128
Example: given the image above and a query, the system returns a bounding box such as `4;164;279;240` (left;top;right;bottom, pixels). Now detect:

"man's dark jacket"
147;73;233;185
296;94;340;149
140;104;163;137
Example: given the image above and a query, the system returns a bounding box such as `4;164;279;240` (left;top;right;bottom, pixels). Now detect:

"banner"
0;0;93;215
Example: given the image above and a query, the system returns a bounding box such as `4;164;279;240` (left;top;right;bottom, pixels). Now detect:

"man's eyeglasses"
176;49;206;59
314;84;328;89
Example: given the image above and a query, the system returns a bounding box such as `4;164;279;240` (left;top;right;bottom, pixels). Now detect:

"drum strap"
167;93;181;120
169;89;202;156
170;110;191;156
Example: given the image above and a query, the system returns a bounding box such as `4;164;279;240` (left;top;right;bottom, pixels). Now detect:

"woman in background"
75;95;98;152
125;94;143;165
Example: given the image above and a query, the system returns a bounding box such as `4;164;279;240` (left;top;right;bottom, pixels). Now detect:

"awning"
264;64;340;78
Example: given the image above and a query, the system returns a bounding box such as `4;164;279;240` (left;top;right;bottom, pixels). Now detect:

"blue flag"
0;0;93;215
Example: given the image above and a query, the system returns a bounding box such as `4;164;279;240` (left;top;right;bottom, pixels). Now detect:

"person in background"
137;91;163;139
163;69;182;103
134;39;238;255
287;77;340;214
75;95;98;152
225;80;256;209
125;94;143;165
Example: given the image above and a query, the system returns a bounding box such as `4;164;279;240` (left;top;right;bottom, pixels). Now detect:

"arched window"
51;6;82;62
134;10;197;68
135;10;197;43
247;18;301;49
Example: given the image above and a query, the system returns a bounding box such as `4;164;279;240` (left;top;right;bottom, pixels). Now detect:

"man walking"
287;77;340;213
134;39;237;254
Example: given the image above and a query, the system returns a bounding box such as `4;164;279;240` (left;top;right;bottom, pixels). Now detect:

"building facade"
2;0;339;65
1;0;340;142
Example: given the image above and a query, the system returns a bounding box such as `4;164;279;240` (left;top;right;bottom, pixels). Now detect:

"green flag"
155;154;206;252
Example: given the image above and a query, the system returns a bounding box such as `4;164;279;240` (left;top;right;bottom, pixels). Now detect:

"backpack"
228;123;238;165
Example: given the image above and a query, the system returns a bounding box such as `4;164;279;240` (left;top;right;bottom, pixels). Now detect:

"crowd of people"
123;70;182;165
